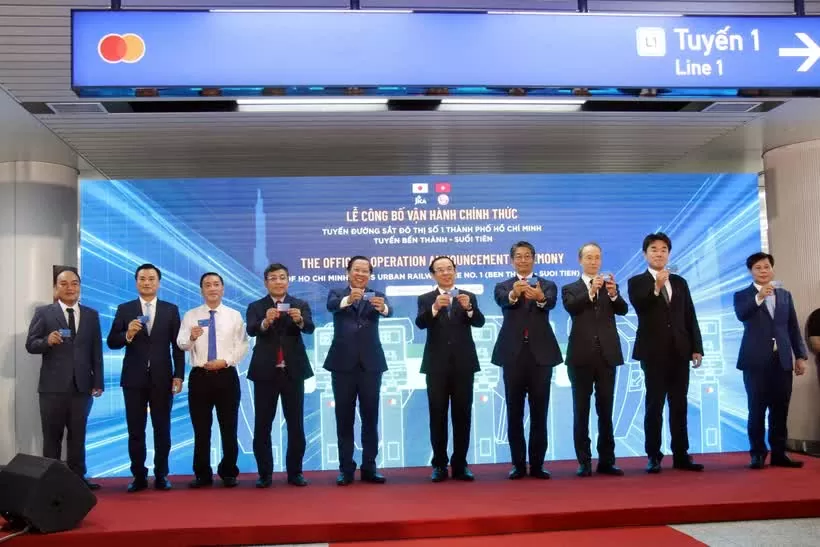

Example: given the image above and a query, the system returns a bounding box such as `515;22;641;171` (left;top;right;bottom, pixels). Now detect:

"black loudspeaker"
0;454;96;533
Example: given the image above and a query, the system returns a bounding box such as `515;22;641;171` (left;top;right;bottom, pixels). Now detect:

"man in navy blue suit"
734;252;808;470
491;241;563;480
25;269;103;490
323;256;392;486
246;263;315;488
107;263;185;492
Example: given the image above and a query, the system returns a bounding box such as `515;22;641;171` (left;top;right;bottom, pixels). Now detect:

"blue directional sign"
71;10;820;90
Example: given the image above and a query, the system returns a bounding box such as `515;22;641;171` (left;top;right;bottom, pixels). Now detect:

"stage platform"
3;452;820;547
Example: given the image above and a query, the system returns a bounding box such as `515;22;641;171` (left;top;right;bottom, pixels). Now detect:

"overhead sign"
71;10;820;90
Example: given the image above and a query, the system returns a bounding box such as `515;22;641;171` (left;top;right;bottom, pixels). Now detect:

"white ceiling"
3;0;820;180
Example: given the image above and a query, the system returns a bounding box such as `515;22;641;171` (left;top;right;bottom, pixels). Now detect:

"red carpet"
335;526;706;546
3;452;819;547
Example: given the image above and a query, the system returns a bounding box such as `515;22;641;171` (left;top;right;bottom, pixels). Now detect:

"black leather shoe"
84;479;101;491
431;467;448;483
188;477;214;489
646;458;662;474
154;476;172;491
336;472;354;486
749;455;766;470
596;464;624;476
361;470;386;484
452;467;475;481
673;456;704;472
256;476;273;488
508;466;526;480
127;479;148;493
287;474;308;487
529;467;551;479
576;462;592;477
771;455;804;468
222;477;239;488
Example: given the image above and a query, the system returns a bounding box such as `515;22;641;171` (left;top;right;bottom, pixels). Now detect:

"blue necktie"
207;310;217;361
765;295;775;318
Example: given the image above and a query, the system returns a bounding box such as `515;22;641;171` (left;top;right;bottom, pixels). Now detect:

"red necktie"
276;301;284;365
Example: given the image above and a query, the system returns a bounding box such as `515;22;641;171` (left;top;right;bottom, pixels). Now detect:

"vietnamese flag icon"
435;182;451;193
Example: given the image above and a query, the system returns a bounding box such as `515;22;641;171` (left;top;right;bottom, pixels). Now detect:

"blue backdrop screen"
80;174;760;477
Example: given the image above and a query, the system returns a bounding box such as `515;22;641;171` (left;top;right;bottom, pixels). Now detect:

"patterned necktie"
145;302;153;334
67;308;77;338
765;295;775;318
207;310;217;361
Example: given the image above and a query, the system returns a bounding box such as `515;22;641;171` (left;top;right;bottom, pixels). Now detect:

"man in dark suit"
25;269;103;490
107;263;185;492
246;263;316;488
562;243;628;477
324;256;392;486
491;241;563;480
628;233;704;474
416;256;485;483
734;252;808;470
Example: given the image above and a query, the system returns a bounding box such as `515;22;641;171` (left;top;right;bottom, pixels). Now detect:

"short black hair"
347;256;373;273
510;241;535;259
135;263;162;280
642;233;672;253
746;252;774;270
199;272;224;288
264;263;289;279
54;268;81;286
429;256;456;273
578;242;601;259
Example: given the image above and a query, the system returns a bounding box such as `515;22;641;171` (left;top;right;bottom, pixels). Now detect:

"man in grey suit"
25;269;104;490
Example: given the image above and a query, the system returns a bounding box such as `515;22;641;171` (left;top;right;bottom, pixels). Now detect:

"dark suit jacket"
323;287;393;373
25;303;103;394
107;299;185;389
246;294;316;381
734;284;808;372
562;278;628;367
490;276;563;368
415;289;486;375
627;271;703;363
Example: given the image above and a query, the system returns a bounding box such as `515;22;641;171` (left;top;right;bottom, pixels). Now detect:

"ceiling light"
236;97;388;112
441;98;586;105
438;98;585;112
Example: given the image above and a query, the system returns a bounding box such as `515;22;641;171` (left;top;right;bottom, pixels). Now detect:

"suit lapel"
772;288;782;321
152;300;161;333
52;303;69;330
75;305;85;339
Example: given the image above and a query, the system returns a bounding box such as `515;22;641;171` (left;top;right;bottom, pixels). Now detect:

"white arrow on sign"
779;32;820;72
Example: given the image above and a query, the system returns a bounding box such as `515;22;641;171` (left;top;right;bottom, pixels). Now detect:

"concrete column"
762;141;820;452
0;161;78;463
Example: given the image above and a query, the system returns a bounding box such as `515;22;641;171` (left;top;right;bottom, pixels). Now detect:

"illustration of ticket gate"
610;317;651;454
692;317;724;454
472;322;500;465
313;319;413;471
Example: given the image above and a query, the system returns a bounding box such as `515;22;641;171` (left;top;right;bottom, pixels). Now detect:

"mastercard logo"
98;33;145;64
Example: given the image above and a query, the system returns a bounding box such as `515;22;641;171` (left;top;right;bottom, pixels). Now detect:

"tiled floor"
673;518;820;546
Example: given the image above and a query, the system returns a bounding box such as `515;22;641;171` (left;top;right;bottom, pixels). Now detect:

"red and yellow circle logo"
98;33;145;64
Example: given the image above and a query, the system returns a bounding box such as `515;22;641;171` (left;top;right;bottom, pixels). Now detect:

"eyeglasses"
433;267;455;274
